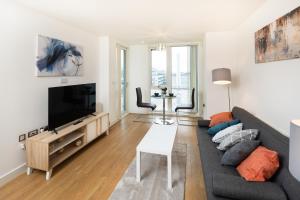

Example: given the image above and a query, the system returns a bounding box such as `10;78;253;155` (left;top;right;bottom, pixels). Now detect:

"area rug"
132;116;154;123
177;120;198;126
109;144;187;200
133;115;200;126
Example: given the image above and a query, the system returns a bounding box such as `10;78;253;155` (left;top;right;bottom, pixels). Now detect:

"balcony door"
120;48;127;115
151;45;198;113
116;45;128;118
151;49;167;111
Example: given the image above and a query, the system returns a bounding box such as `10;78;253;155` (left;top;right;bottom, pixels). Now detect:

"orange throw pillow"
209;112;233;127
237;146;279;182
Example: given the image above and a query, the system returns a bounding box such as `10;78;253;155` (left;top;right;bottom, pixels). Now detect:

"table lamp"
290;120;300;181
212;68;232;111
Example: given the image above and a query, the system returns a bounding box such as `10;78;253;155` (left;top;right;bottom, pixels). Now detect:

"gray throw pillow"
212;173;287;200
221;140;261;166
217;129;259;151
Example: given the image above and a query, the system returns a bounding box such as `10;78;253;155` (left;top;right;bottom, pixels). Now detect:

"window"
120;48;127;115
151;50;167;87
171;46;191;110
151;49;167;111
151;45;198;113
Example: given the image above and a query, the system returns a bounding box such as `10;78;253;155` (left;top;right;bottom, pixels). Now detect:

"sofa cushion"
208;119;240;136
221;140;261;166
198;119;211;128
209;112;233;127
197;127;238;200
212;173;287;200
281;168;300;200
217;129;258;151
237;146;280;181
212;123;243;143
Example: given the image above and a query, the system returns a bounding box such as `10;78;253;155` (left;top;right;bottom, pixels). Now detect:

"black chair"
136;87;157;121
175;88;195;123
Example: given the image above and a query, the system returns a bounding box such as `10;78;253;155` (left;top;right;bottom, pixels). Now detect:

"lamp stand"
227;85;231;111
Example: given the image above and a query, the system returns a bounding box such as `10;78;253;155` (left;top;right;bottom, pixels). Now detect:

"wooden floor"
0;114;207;200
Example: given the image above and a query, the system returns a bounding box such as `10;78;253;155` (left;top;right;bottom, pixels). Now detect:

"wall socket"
28;129;38;138
19;143;26;150
19;134;26;142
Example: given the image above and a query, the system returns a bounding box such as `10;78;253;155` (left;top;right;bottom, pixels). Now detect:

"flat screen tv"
48;83;96;131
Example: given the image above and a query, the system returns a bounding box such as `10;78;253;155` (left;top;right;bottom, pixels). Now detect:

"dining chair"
175;88;195;124
136;87;157;122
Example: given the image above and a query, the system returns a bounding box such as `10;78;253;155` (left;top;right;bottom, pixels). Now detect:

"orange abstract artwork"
255;6;300;63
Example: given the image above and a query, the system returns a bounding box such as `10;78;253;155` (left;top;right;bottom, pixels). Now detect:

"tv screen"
48;83;96;131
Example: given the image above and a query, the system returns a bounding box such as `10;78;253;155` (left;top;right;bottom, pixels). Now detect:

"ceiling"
15;0;266;44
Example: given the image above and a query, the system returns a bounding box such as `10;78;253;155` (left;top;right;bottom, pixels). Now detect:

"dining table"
151;94;176;125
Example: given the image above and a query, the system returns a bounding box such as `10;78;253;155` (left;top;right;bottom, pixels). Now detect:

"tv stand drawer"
87;121;97;143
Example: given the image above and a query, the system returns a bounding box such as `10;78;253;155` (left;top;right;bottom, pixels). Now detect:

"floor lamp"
212;68;232;111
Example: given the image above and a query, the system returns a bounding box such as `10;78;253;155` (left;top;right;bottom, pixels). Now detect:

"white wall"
98;36;121;124
99;36;126;125
99;37;110;113
127;45;151;113
109;38;121;124
203;32;238;118
235;0;300;136
0;2;101;180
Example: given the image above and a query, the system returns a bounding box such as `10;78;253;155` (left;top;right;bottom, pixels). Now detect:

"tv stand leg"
27;167;32;175
91;113;96;116
53;129;58;134
46;169;52;180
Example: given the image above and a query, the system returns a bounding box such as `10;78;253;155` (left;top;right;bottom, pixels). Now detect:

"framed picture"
255;6;300;63
36;35;84;76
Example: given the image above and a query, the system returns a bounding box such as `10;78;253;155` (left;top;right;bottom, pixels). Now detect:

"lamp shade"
290;120;300;181
212;68;232;85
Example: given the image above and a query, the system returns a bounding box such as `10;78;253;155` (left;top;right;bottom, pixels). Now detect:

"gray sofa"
197;107;300;200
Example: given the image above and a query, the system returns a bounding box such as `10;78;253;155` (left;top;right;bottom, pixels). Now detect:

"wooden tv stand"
26;112;109;180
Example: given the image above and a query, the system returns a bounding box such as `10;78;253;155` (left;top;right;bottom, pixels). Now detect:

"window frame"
149;44;200;114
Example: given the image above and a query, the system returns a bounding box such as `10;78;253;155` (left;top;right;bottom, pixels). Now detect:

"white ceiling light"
157;43;167;51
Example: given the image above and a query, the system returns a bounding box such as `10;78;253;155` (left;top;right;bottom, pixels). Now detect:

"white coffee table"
136;124;178;189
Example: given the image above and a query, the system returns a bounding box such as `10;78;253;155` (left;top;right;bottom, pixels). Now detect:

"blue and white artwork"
36;35;83;76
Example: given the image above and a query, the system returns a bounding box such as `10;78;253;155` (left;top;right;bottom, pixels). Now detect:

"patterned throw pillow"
208;119;240;136
221;140;261;166
212;123;243;143
217;129;259;151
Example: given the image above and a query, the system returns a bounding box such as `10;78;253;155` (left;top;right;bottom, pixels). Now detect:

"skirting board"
0;163;26;187
110;119;121;127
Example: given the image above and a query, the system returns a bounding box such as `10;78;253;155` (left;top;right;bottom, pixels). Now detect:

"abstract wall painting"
255;6;300;63
36;35;83;76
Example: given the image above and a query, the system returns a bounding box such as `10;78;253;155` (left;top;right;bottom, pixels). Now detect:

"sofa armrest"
212;173;287;200
198;119;210;127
